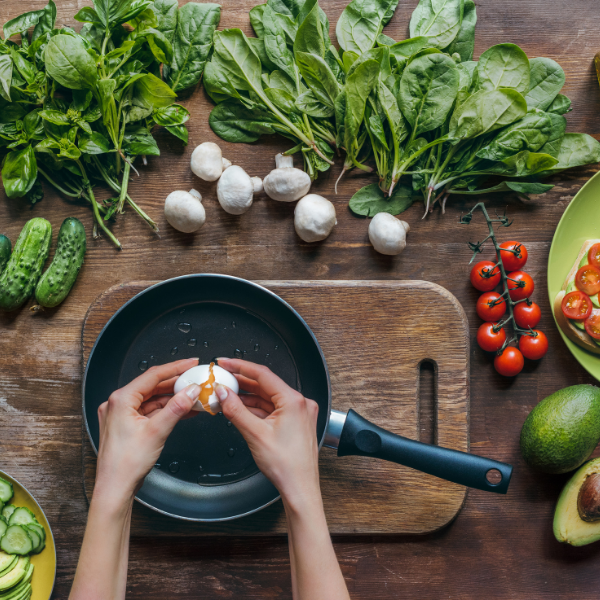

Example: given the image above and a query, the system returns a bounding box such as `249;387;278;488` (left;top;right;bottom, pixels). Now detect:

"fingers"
215;384;265;440
218;358;299;407
149;384;200;437
240;393;275;416
138;395;171;416
153;376;179;396
120;358;199;406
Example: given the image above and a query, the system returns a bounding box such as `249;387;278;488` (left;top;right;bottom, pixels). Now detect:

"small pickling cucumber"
0;526;32;556
0;218;51;312
34;217;86;308
0;235;10;275
0;479;13;504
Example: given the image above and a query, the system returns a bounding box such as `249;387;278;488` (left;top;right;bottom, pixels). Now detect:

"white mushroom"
294;194;336;242
222;157;232;170
251;176;263;194
191;142;229;182
368;213;410;255
263;154;311;202
164;189;206;233
217;165;255;215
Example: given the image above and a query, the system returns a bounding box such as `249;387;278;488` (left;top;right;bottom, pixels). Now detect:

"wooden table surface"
2;0;600;598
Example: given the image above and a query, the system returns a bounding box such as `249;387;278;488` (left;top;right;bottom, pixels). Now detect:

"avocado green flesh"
0;554;16;578
554;458;600;546
520;385;600;474
0;557;28;591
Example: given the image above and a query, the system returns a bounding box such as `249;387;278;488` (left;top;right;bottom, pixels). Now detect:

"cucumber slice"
1;507;15;522
0;526;32;556
0;521;6;540
0;480;12;504
22;528;39;554
25;524;44;554
8;508;36;528
571;319;585;331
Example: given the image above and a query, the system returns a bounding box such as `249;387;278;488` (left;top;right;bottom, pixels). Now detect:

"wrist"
281;484;325;520
92;476;136;516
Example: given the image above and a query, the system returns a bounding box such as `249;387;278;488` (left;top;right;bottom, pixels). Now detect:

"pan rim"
82;273;332;521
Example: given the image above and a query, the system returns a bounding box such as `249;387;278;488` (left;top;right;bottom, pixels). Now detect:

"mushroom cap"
264;167;311;202
368;212;408;255
164;190;206;233
216;165;254;215
191;142;223;182
294;194;336;243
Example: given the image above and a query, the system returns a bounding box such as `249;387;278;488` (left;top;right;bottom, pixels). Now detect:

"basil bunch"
0;0;220;248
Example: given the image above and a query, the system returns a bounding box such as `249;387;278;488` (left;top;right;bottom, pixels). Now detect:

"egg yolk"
198;362;217;415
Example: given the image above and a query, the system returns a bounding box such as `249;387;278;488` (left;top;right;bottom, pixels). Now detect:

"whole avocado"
520;385;600;474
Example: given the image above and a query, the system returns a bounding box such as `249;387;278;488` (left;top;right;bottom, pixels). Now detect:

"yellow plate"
0;471;56;600
548;169;600;380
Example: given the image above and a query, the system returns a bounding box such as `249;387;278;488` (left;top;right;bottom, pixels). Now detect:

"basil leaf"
409;0;464;50
475;43;530;94
0;55;12;101
146;29;173;65
524;57;565;111
26;178;44;205
39;109;71;126
44;34;98;89
445;0;475;61
165;124;188;144
32;0;57;43
133;72;177;108
154;0;179;43
165;3;221;92
74;7;103;26
349;182;415;217
4;6;47;40
1;146;37;198
79;131;113;154
9;47;37;85
94;0;152;30
122;125;160;156
153;104;190;126
336;0;397;54
124;106;153;123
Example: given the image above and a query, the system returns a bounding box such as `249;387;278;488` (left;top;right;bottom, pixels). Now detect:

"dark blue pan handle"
337;410;512;494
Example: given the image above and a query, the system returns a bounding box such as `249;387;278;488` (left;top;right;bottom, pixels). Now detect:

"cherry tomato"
519;330;549;360
476;292;507;322
561;290;592;320
514;301;541;329
585;312;600;340
494;346;524;377
470;261;501;292
588;243;600;269
477;322;507;352
575;265;600;296
507;270;534;301
499;241;528;271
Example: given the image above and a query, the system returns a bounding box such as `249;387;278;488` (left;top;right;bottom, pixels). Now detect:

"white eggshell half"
174;364;239;413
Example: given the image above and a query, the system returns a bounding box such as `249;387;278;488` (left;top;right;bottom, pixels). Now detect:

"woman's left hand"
95;358;200;501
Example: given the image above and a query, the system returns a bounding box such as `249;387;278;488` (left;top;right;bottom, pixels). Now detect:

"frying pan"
83;274;512;522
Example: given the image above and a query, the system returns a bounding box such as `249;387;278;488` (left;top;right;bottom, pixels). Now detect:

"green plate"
548;169;600;380
0;471;56;600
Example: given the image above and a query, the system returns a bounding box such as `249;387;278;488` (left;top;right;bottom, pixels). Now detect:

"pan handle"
337;410;512;494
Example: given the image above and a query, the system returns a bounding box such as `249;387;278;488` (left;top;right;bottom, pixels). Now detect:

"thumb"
216;384;263;440
151;384;199;437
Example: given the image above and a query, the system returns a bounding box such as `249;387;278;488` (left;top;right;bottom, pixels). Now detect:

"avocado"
520;385;600;474
0;554;16;578
0;557;28;592
554;458;600;545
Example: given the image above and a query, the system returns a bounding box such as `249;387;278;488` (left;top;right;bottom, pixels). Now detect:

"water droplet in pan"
171;347;178;356
138;361;149;372
188;339;197;347
226;421;232;427
232;321;236;328
203;341;209;348
234;349;243;359
168;462;180;473
178;323;192;334
254;344;260;351
228;448;236;457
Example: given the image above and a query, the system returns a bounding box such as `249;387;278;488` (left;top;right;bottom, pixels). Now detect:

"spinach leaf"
94;0;152;30
294;1;325;58
505;181;554;194
247;37;278;72
449;88;527;140
296;51;340;107
263;6;298;80
536;112;566;158
524;57;565;111
539;133;600;173
295;90;335;117
0;55;12;102
386;37;431;61
445;0;475;61
209;99;279;142
475;43;530;94
409;0;464;50
154;0;179;43
1;146;37;198
133;72;177;108
336;0;397;54
483;150;558;177
399;53;459;137
476;109;552;161
349;182;415;216
250;4;267;38
546;93;571;115
165;3;221;92
44;34;98;89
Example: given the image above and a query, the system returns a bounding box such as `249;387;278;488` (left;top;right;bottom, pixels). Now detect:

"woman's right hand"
215;358;321;509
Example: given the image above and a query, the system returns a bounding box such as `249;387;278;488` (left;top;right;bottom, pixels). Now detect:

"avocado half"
554;458;600;546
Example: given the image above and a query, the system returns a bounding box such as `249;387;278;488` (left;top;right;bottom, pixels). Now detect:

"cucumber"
34;217;86;308
0;480;12;504
7;508;36;528
1;507;15;522
0;236;10;275
0;218;51;312
21;528;39;554
25;523;44;554
0;527;32;556
0;521;6;539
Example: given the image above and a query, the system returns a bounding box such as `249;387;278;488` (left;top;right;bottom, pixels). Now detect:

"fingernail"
215;383;228;401
185;384;200;400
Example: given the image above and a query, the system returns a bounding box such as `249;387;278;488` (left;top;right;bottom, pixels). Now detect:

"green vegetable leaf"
445;0;475;61
79;131;113;154
409;0;464;50
74;7;103;26
524;57;565;111
165;2;221;92
505;181;554;194
250;4;266;38
539;133;600;173
349;182;415;216
154;0;179;43
133;72;177;108
295;90;335;117
546;93;572;115
32;1;57;42
1;146;38;198
484;150;558;177
153;104;190;126
4;5;48;40
122;125;160;156
209;99;279;143
0;55;12;102
39;109;71;126
475;43;530;94
538;112;566;158
44;34;98;90
265;87;299;113
295;1;326;58
386;37;431;61
165;124;188;144
296;51;340;108
336;0;397;54
146;29;174;65
94;0;152;30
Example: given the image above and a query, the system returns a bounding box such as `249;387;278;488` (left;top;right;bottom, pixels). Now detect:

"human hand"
215;358;321;511
95;358;200;502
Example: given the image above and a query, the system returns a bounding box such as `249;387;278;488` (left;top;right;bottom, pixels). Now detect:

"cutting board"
82;280;469;535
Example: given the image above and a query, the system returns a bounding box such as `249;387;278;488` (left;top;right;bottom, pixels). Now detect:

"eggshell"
174;364;239;414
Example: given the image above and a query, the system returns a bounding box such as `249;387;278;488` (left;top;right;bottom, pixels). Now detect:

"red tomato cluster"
560;243;600;340
470;241;548;377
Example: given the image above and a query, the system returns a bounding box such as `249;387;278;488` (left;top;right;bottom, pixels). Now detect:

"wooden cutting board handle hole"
419;359;437;446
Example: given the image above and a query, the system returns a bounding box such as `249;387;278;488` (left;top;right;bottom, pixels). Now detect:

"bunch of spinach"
346;0;600;217
0;0;220;248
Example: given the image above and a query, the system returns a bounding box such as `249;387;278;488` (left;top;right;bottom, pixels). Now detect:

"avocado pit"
578;472;600;522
